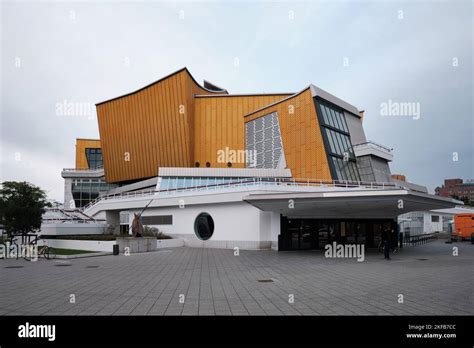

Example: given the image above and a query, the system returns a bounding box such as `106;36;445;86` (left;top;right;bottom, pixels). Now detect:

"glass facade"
356;156;376;182
331;157;360;182
280;217;398;251
159;176;244;191
158;176;291;195
319;103;349;133
85;148;103;169
324;128;354;158
71;178;116;207
316;99;361;182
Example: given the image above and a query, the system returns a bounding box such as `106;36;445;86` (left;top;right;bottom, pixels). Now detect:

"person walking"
382;225;391;260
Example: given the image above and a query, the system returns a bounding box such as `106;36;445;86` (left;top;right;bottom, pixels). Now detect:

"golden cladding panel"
244;89;332;181
193;95;289;168
75;139;101;170
97;67;292;182
96;70;215;183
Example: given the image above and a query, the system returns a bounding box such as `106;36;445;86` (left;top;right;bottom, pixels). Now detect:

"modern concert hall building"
62;68;459;250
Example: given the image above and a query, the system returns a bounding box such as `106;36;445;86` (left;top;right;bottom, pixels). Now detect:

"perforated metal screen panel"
245;112;284;169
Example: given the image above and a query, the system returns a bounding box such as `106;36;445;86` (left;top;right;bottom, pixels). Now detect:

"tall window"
71;178;116;207
85;148;103;169
356;156;376;182
316;99;361;182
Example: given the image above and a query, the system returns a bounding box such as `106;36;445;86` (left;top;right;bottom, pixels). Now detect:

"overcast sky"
1;0;472;202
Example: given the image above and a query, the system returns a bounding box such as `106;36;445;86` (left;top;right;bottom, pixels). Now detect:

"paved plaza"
0;240;473;315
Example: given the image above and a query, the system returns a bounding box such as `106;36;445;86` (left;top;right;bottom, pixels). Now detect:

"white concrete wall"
116;237;156;253
130;201;272;249
269;212;281;250
259;210;272;242
45;239;116;252
93;211;106;221
258;211;280;250
45;238;183;252
40;223;106;236
63;178;74;208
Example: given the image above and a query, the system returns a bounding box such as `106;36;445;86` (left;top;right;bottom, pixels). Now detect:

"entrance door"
279;217;395;251
285;219;302;250
300;220;318;249
318;220;339;249
284;219;318;250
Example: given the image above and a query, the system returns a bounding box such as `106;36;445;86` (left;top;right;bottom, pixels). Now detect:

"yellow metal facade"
96;68;218;183
95;68;332;183
245;89;332;180
193;95;291;168
75;139;101;170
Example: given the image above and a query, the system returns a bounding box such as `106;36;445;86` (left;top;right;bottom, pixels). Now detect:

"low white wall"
181;237;270;250
46;238;184;252
45;239;116;252
156;238;184;249
40;223;106;236
116;237;156;253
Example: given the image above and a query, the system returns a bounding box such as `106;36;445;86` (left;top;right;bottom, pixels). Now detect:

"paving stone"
0;241;472;315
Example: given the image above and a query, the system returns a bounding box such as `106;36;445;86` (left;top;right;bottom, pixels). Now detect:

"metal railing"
402;232;437;246
81;177;405;212
42;208;98;224
353;141;393;153
62;164;104;172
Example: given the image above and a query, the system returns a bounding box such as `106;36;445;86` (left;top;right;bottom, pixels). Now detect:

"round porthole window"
194;213;214;240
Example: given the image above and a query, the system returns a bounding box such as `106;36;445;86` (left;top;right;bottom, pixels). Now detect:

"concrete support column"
63;178;74;209
270;212;281;251
105;210;120;235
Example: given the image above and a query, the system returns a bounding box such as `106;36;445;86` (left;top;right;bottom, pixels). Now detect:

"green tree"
0;181;51;237
451;194;472;206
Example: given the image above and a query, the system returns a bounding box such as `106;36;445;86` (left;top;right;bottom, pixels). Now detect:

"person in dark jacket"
382;225;391;260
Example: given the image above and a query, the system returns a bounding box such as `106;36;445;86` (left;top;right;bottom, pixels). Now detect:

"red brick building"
435;178;474;205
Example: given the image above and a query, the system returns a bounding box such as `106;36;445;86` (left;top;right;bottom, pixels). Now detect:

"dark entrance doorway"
283;219;319;250
278;217;397;251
